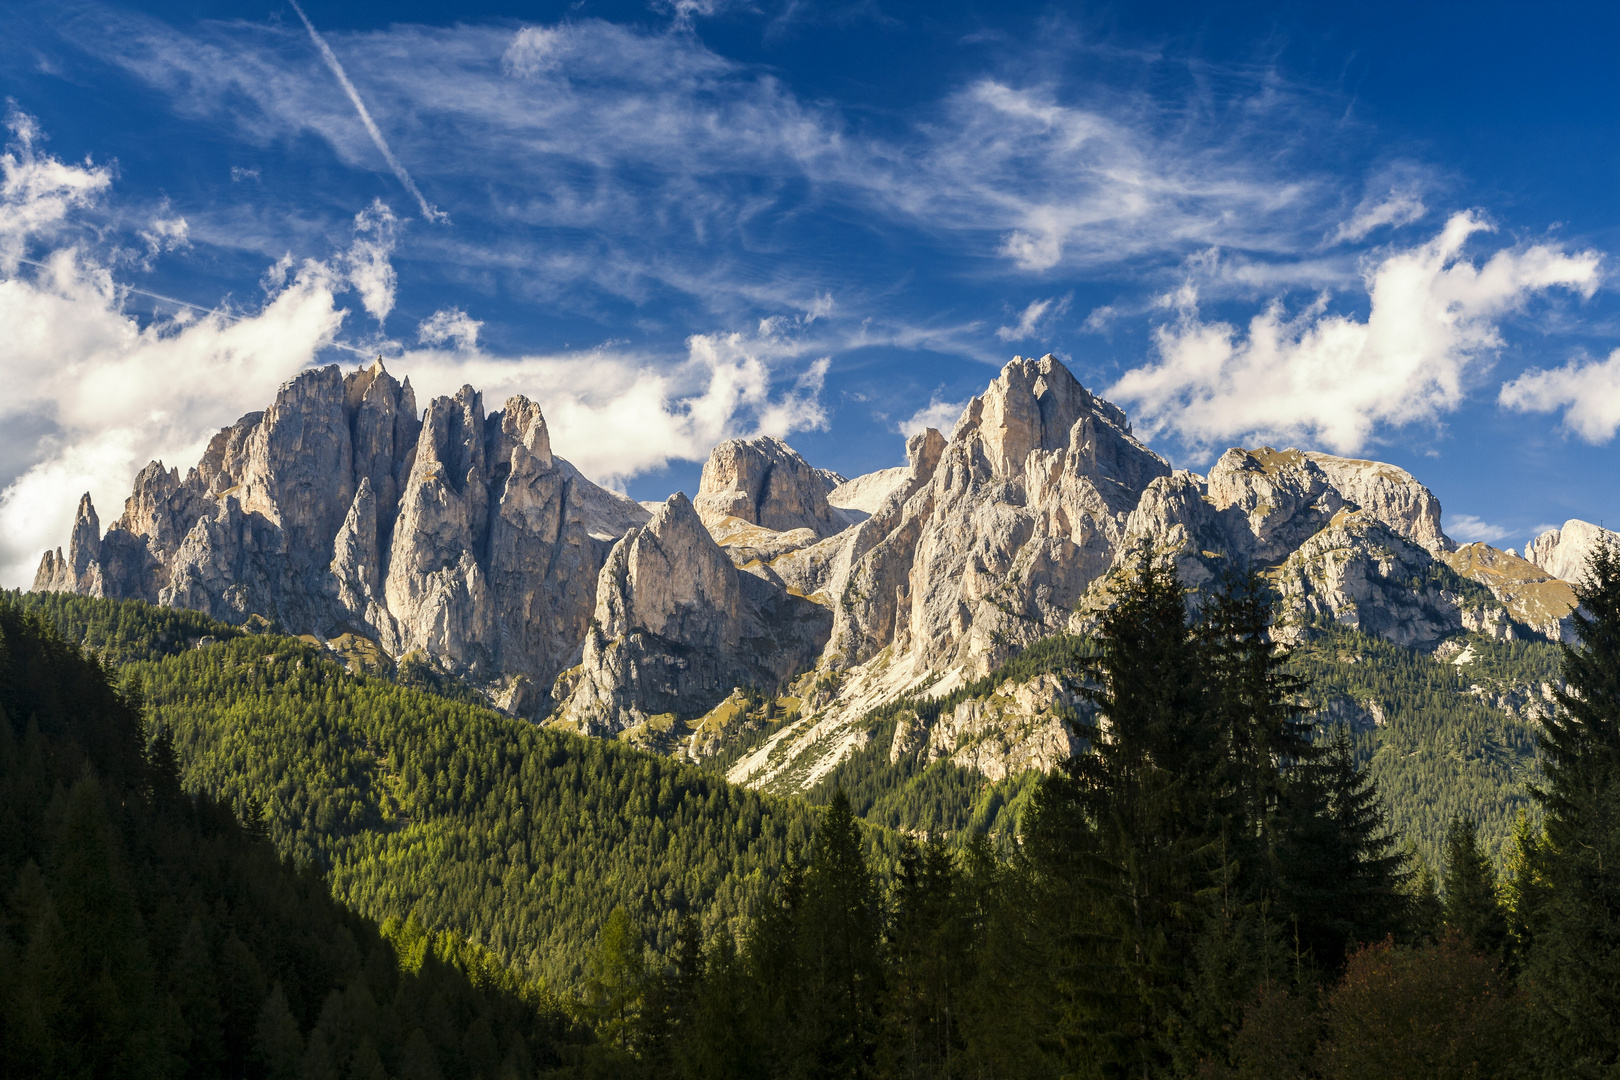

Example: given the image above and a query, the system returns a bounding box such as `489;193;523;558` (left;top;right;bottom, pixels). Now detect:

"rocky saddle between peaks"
32;353;1607;795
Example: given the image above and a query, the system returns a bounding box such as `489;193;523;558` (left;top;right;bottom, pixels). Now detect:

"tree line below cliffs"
6;546;1620;1077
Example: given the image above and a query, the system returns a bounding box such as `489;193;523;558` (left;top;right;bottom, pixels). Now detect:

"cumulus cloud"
0;106;112;272
396;320;834;487
0;244;347;587
417;306;481;351
343;199;398;323
1447;514;1514;544
996;293;1071;341
1500;348;1620;443
0;130;838;586
899;393;969;439
1108;213;1602;456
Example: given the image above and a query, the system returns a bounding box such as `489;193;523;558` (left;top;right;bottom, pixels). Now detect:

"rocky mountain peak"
694;435;845;538
1527;519;1619;584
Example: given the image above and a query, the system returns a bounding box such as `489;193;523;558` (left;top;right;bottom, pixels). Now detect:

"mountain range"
32;353;1614;854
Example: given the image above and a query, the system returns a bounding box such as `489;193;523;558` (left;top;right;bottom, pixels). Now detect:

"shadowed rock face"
31;358;651;713
694;435;847;537
551;492;831;734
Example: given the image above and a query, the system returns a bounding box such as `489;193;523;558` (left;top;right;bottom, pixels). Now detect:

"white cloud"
1499;348;1620;443
0;106;112;272
1108;213;1602;456
1447;514;1513;544
287;0;446;223
1331;187;1427;244
0;111;840;583
1083;305;1117;333
996;293;1071;342
0;245;347;587
343;199;398;323
86;12;1360;292
395;323;833;487
899;393;968;438
417;306;481;351
137;205;190;266
230;165;261;182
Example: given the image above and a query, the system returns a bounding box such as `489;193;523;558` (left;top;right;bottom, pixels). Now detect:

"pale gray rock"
1305;451;1451;555
30;360;649;715
826;355;1170;674
826;467;909;525
1206;448;1345;563
1271;514;1470;648
33;494;104;595
1526;519;1619;584
694;436;846;538
553;492;831;733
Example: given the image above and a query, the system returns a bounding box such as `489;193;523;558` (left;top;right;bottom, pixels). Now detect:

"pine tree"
1024;550;1224;1077
787;789;884;1080
1523;537;1620;1075
1198;566;1315;878
1440;816;1507;963
881;839;970;1079
1272;727;1408;973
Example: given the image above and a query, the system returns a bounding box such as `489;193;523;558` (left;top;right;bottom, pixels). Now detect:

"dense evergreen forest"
0;599;592;1077
11;547;1620;1077
9;591;847;989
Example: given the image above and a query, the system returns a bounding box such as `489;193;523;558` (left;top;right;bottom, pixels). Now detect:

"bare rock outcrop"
31;358;650;713
694;436;847;538
552;492;831;733
827;355;1171;675
1526;519;1619;584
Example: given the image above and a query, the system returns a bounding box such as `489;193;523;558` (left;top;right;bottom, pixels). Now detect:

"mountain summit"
34;353;1582;788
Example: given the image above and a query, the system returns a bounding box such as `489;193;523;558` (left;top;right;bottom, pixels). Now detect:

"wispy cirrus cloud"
66;8;1363;295
0;110;844;585
997;293;1071;341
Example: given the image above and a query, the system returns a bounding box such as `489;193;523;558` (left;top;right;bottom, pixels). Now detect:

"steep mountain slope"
31;352;1591;872
12;590;841;991
0;596;582;1078
34;360;649;717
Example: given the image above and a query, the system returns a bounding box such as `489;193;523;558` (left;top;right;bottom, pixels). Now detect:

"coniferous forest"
7;545;1620;1077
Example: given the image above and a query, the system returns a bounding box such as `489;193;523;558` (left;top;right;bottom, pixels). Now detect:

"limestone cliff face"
1526;519;1618;585
827;355;1171;676
551;492;831;733
32;350;1597;785
32;359;649;713
694;436;847;537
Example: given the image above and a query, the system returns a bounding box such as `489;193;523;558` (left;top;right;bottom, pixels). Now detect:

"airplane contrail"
288;0;448;224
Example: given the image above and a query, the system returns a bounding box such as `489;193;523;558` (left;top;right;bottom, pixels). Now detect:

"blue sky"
4;0;1620;585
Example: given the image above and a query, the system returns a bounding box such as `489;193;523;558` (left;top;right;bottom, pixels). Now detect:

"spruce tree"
1024;550;1223;1077
1272;727;1408;973
1523;537;1620;1075
1440;816;1507;962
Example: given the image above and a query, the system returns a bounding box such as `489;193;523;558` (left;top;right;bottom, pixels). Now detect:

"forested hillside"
0;600;588;1078
1291;624;1557;869
10;590;848;990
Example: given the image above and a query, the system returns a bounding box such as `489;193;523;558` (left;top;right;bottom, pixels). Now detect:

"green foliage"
23;591;827;992
4;588;244;664
1288;624;1554;870
801;634;1097;840
1440;816;1508;964
0;597;582;1078
1520;538;1620;1076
